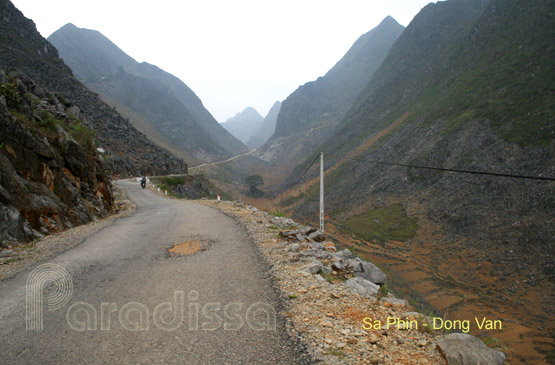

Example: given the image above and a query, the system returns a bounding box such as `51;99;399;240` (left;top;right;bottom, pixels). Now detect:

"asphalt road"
0;180;307;364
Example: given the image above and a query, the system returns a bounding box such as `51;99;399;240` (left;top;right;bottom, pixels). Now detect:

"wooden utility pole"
320;152;324;233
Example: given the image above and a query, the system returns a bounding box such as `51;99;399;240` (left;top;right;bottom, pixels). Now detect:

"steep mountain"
0;0;186;177
220;107;263;146
48;24;248;163
279;0;553;360
247;101;282;149
255;16;404;166
0;0;187;243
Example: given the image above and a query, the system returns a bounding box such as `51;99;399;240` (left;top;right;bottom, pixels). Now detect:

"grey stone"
308;230;326;242
331;257;346;271
347;258;363;272
298;225;316;236
67;105;80;119
270;216;296;228
299;249;331;259
0;204;34;244
381;297;408;307
304;260;323;274
279;230;298;238
435;333;506;365
295;233;307;242
314;274;326;283
336;249;354;259
344;277;379;298
320;266;332;274
355;261;387;285
285;243;300;252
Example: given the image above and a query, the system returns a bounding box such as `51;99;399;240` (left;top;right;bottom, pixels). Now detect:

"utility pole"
320;152;324;233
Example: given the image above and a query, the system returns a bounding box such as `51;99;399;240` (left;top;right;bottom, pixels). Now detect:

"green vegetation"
318;271;336;283
534;346;555;364
323;346;346;359
271;211;286;218
341;204;417;242
0;82;21;111
163;176;186;186
244;175;264;187
378;283;389;298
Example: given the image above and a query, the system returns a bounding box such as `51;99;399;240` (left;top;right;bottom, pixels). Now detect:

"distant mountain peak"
221;107;264;145
48;24;248;163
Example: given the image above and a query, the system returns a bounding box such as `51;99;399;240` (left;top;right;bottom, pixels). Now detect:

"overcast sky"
12;0;436;122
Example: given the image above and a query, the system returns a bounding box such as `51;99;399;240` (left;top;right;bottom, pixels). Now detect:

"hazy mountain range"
220;107;263;146
220;102;282;149
48;23;248;164
255;16;405;166
247;101;282;149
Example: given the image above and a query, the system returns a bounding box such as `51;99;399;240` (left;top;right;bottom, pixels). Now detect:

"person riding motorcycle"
141;176;146;189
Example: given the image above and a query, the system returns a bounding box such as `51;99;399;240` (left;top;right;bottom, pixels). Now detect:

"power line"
325;153;555;182
295;153;321;184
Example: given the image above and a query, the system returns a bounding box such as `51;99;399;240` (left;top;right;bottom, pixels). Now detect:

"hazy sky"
11;0;436;122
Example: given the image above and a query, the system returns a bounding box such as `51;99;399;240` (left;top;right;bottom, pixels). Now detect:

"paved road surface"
0;180;307;364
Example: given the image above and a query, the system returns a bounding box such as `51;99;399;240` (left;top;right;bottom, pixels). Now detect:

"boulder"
336;249;354;259
298;225;316;236
355;261;387;285
270;216;296;228
347;258;363;272
331;257;346;271
308;230;326;242
435;333;506;365
299;249;331;259
279;230;298;238
344;277;379;298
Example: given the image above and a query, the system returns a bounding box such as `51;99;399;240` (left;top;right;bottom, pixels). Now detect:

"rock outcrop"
436;333;506;365
0;70;113;246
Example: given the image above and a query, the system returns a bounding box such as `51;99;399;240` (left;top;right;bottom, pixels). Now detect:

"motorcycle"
141;178;146;189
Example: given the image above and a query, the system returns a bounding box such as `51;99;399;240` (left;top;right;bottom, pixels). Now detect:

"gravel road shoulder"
197;200;446;364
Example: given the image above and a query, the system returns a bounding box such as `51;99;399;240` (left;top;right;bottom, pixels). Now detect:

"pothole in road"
168;240;204;256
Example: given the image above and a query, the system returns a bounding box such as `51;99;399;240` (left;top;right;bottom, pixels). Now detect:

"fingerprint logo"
26;263;73;330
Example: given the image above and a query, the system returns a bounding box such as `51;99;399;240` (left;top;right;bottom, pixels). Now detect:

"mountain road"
0;180;307;364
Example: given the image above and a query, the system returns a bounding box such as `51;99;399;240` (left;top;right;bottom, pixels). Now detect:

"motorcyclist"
141;176;146;189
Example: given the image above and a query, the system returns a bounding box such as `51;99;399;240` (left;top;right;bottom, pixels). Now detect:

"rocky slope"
204;200;506;365
0;70;113;246
48;23;248;163
247;101;282;149
255;16;404;166
292;0;554;273
277;0;554;362
220;106;263;146
0;0;187;177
